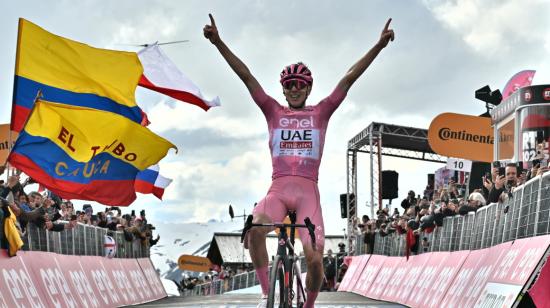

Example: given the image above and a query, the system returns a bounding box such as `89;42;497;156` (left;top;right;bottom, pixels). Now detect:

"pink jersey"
251;87;347;182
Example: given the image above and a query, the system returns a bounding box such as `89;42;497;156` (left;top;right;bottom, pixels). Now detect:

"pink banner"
0;250;166;307
349;255;370;294
0;251;48;308
422;251;470;308
337;255;367;292
502;70;536;100
381;253;430;304
529;254;550;308
405;252;450;307
366;257;402;300
474;235;550;307
356;255;385;297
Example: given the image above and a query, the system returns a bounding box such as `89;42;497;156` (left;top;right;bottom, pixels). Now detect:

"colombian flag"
8;100;176;206
11;18;145;132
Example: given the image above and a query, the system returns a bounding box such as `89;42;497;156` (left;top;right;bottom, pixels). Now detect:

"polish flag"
134;165;173;200
137;43;221;111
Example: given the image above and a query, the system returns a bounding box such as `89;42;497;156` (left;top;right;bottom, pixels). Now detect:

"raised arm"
337;18;395;93
204;14;261;94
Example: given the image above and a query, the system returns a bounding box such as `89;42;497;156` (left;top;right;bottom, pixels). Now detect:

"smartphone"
517;162;524;175
498;167;506;176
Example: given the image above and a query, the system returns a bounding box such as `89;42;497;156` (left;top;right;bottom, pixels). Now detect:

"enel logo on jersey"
279;116;315;128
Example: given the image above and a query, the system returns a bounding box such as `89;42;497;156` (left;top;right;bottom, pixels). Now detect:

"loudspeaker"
468;162;491;193
427;174;434;188
381;170;399;200
339;193;356;218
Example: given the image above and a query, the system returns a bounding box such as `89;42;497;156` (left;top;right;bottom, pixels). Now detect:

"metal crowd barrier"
20;222;150;258
178;173;550;298
181;252;342;297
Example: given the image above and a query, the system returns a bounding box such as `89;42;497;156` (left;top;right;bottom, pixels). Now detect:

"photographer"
487;163;518;203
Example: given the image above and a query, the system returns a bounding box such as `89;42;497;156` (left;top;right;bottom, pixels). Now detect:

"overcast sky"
1;0;549;235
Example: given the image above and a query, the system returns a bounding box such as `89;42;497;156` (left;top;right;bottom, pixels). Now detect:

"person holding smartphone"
487;162;519;203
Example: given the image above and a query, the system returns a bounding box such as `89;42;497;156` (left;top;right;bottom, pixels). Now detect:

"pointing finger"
209;14;216;27
384;18;392;31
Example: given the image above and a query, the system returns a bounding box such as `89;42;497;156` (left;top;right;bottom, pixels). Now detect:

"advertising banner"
422;251;470;308
0;124;18;165
428;112;493;162
356;255;386;297
474;235;550;308
349;255;370;294
0;250;166;308
366;257;402;300
0;251;47;308
337;256;364;292
381;253;430;304
405;252;451;307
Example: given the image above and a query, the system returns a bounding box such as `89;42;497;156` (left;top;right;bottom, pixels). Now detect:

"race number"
446;158;472;172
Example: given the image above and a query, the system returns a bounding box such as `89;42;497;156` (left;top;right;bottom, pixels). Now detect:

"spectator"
401;190;417;211
487;163;519;203
459;192;485;215
336;242;346;268
323;249;337;291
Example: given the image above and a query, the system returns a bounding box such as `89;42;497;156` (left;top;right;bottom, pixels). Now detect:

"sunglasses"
282;79;308;90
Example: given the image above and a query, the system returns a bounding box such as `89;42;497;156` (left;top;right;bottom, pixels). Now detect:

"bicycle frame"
241;211;315;308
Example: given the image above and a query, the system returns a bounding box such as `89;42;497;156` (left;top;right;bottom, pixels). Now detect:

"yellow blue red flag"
8;100;177;206
11;18;145;132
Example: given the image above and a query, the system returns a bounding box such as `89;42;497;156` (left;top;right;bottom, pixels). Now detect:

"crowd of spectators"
0;174;160;257
348;160;548;256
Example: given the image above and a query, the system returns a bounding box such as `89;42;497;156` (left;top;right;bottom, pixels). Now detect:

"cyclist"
204;14;394;307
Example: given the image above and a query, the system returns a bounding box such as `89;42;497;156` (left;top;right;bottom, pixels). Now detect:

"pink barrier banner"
0;251;48;308
137;258;168;300
0;250;165;308
529;254;550;308
356;255;385;297
348;255;370;294
405;252;451;307
337;255;366;292
474;235;550;308
381;253;429;303
421;251;469;308
366;257;401;300
441;242;511;308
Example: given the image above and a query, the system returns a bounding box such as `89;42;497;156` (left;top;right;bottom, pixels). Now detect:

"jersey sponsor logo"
279;116;315;128
273;128;320;159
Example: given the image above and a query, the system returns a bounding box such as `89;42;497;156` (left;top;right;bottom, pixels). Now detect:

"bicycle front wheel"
267;255;286;308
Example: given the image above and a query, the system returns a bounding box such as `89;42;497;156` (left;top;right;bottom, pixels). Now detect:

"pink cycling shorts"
252;175;325;249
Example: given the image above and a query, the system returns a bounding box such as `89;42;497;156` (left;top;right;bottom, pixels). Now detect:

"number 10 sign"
446;158;472;172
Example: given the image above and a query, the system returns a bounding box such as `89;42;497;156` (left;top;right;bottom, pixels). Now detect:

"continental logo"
438;128;494;144
179;260;209;266
428;113;493;163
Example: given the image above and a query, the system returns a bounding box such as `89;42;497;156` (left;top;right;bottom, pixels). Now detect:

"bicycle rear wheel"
267;255;286;308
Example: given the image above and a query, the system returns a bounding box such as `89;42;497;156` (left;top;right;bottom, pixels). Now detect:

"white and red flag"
134;164;173;200
138;44;221;111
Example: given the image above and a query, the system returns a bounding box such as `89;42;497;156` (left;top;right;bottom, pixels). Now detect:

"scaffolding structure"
346;122;447;253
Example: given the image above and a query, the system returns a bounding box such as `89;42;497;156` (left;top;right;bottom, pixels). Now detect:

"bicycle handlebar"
240;214;317;251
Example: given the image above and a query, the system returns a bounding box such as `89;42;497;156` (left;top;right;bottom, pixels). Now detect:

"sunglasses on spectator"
282;79;308;90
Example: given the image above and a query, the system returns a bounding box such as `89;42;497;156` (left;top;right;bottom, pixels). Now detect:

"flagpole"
6;90;42;179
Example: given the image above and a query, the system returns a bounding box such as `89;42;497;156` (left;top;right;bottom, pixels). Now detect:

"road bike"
241;210;316;308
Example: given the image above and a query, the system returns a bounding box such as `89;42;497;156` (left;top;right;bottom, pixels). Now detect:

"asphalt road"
134;292;407;307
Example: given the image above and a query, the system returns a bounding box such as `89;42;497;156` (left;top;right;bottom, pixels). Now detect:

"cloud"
423;0;550;57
